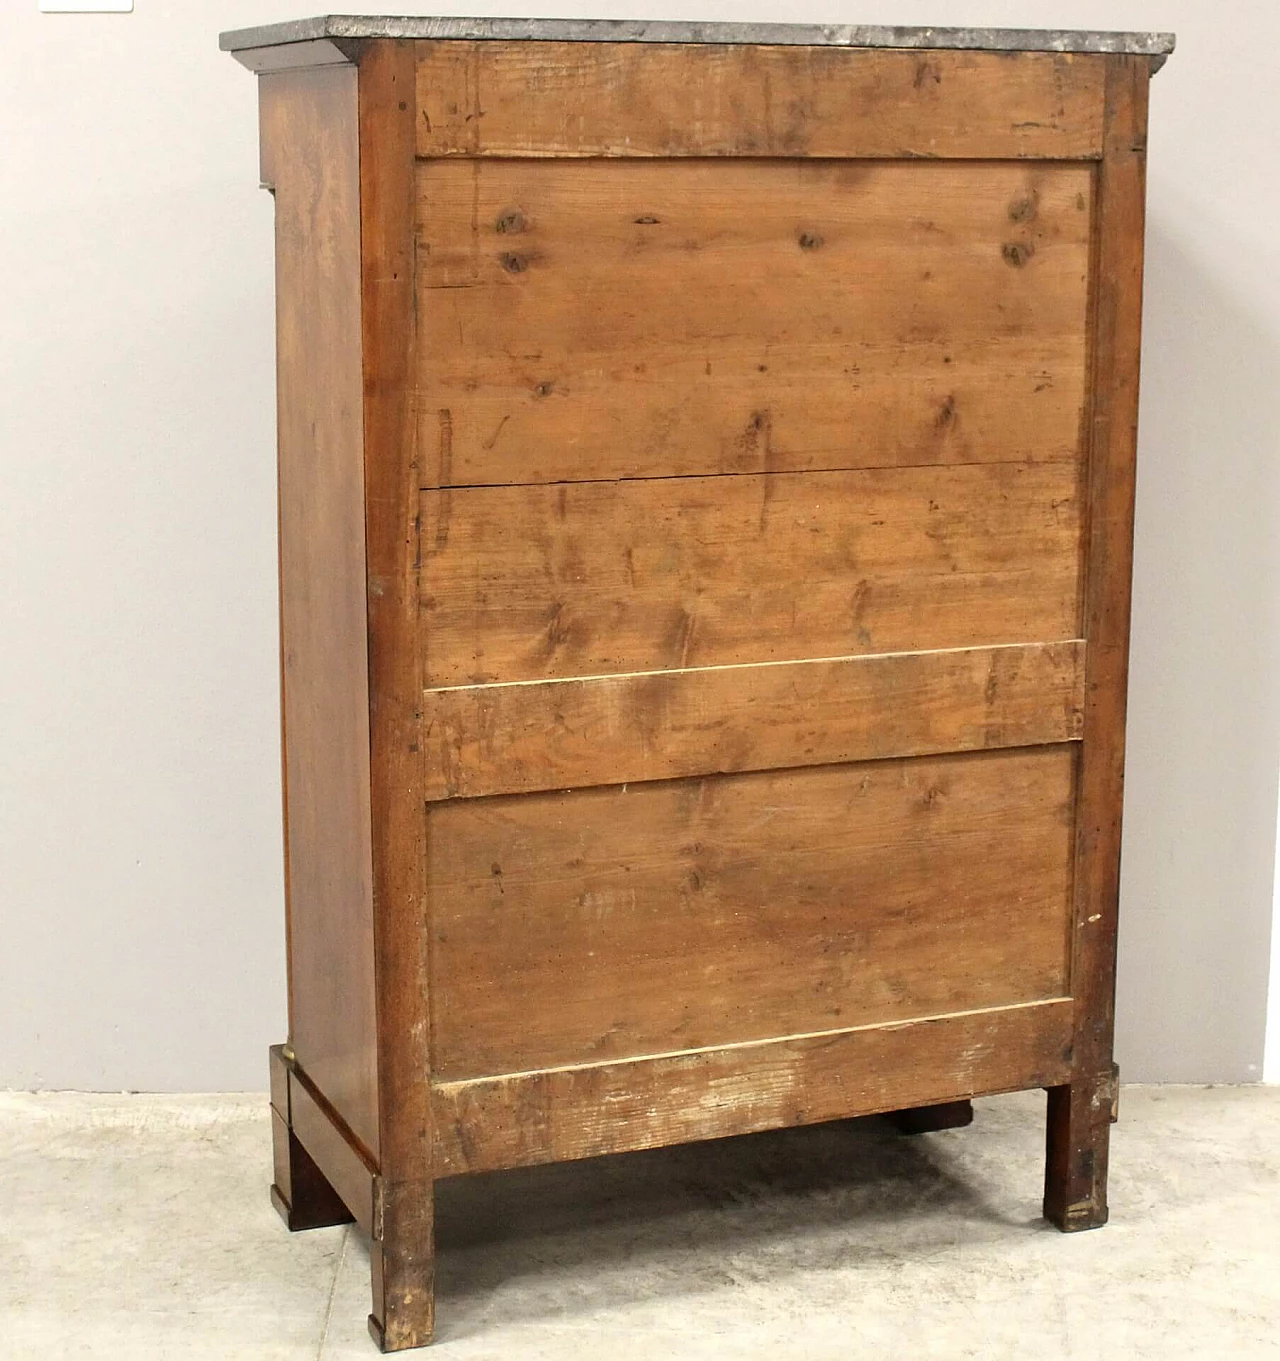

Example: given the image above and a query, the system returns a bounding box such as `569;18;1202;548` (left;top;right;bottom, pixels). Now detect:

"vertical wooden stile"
1045;53;1151;1231
356;39;436;1349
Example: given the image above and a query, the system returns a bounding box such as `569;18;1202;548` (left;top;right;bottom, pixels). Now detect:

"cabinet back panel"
416;158;1092;487
427;746;1076;1080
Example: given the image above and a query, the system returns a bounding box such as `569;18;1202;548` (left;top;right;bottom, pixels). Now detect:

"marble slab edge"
220;15;1176;72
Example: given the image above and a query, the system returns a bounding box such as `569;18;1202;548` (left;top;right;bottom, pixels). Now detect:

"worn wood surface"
1045;54;1150;1235
414;43;1107;159
428;747;1075;1079
257;63;380;1163
421;463;1081;687
431;998;1074;1175
417;158;1091;488
421;641;1084;800
354;40;436;1351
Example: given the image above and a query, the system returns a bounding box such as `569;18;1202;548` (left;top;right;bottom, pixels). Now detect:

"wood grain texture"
414;43;1106;159
428;747;1076;1079
258;63;380;1161
431;998;1075;1175
416;158;1092;488
422;640;1085;800
421;462;1082;686
355;40;436;1351
1045;54;1151;1234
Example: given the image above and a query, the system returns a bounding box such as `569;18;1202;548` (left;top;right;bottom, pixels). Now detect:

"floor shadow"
349;1107;1045;1342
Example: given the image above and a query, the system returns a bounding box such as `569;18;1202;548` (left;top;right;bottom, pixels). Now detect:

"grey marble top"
220;15;1176;64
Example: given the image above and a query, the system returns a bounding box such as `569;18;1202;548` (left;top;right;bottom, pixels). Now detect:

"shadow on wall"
1116;209;1280;1083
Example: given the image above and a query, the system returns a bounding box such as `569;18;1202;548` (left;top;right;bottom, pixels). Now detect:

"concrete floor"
2;1087;1278;1359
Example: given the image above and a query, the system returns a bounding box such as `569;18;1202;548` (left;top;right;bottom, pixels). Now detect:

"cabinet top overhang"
221;15;1175;70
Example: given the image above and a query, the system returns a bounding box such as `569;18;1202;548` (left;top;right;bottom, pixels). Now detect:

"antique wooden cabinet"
223;17;1173;1350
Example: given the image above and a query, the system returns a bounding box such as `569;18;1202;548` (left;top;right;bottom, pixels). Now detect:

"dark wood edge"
279;1052;379;1237
1068;54;1150;1086
887;1099;976;1135
271;1106;356;1231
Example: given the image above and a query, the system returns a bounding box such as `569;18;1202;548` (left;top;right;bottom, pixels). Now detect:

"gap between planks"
422;638;1088;695
418;455;1082;494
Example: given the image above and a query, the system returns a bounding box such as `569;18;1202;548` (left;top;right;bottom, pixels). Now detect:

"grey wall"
2;1;1277;1089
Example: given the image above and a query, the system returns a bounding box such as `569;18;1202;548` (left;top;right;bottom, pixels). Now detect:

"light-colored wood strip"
422;640;1084;800
420;462;1082;687
414;43;1106;159
416;158;1092;487
427;748;1076;1079
430;999;1075;1175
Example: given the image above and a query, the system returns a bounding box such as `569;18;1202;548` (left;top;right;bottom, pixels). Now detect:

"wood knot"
534;381;554;398
1001;241;1035;267
633;215;661;225
798;231;824;250
498;251;529;273
1008;195;1039;223
494;208;526;234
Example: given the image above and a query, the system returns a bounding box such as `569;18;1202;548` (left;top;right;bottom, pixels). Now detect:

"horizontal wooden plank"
414;43;1106;159
420;463;1081;686
417;159;1091;487
422;640;1084;799
428;747;1076;1079
431;999;1075;1175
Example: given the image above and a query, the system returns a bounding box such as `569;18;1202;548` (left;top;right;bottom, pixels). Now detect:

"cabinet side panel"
259;65;379;1160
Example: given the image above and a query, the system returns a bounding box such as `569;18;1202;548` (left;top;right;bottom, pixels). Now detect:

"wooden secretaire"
223;17;1174;1350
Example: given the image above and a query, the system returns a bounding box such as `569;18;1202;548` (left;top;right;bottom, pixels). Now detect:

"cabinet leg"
886;1099;974;1135
270;1106;354;1232
368;1180;436;1351
1043;1066;1119;1232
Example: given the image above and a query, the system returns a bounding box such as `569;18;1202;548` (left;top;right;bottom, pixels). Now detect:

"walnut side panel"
258;64;379;1161
417;158;1092;488
421;463;1081;686
432;999;1075;1175
414;43;1106;159
428;747;1076;1079
422;641;1085;800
